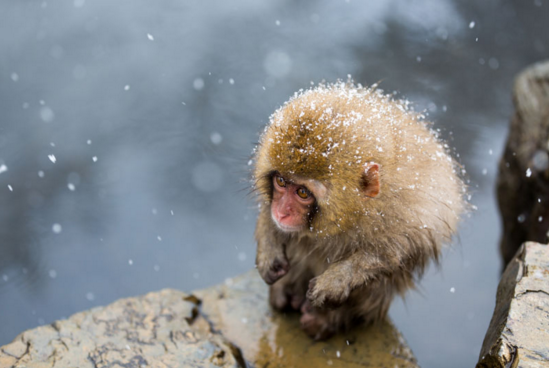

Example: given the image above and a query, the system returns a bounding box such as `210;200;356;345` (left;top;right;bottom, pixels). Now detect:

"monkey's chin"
271;215;304;233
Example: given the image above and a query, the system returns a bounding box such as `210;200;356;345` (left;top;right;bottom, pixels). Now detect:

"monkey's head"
253;84;390;237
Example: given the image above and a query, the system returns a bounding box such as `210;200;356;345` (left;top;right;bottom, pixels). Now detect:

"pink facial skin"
271;175;316;232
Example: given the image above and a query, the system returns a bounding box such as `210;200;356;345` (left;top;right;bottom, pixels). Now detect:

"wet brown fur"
253;82;466;339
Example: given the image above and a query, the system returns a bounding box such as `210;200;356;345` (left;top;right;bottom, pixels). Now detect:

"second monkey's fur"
253;82;466;338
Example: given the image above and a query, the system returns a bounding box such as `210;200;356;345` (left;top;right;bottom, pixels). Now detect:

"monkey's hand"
306;263;353;309
256;242;289;285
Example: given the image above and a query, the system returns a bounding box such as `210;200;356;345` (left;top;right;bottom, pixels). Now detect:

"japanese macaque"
252;82;466;340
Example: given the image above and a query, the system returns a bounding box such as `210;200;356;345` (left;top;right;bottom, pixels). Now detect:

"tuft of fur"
252;81;467;338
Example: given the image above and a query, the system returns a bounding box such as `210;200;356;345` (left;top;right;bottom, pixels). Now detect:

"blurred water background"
1;1;548;367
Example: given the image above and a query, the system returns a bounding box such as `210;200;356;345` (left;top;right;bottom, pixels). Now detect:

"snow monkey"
252;82;467;340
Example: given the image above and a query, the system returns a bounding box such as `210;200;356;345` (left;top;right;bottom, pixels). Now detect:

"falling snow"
40;107;55;122
210;132;223;145
193;78;205;90
488;58;500;70
52;223;62;233
0;7;531;368
532;150;549;171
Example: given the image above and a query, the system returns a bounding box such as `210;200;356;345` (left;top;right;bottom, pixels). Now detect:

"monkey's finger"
300;299;313;314
290;293;305;310
262;258;290;285
272;257;289;273
307;277;317;292
263;269;284;285
300;311;335;341
269;285;289;311
305;277;321;304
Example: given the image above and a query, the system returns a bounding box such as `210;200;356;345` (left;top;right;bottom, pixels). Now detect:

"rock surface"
1;270;418;368
195;270;419;368
497;60;549;267
477;242;549;368
0;289;242;368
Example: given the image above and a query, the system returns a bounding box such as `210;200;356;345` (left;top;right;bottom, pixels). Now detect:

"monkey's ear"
361;163;380;198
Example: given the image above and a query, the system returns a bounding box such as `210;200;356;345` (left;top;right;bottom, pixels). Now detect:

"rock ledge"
477;242;549;368
1;270;418;368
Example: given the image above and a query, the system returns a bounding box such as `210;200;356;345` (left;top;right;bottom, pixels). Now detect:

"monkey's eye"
296;187;311;199
275;175;286;187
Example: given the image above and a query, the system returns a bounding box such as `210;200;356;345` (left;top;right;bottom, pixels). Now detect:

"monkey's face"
270;174;317;233
267;163;381;235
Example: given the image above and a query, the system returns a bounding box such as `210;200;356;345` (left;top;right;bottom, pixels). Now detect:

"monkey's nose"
277;205;294;219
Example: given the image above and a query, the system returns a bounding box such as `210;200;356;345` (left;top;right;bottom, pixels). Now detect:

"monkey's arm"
255;208;289;285
306;251;391;308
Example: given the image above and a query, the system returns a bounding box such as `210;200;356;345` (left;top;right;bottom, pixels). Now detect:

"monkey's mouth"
271;213;303;233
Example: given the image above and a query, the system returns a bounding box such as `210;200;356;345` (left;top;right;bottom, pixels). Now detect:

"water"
1;1;548;367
